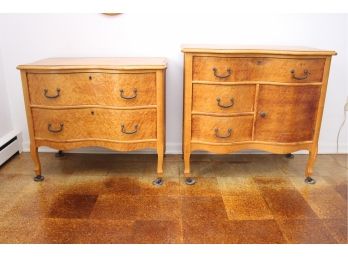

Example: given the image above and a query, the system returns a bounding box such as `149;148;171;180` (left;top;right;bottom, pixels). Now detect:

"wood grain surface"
192;84;256;114
19;58;166;177
192;115;253;143
32;108;157;141
28;72;157;107
182;46;334;179
193;56;325;83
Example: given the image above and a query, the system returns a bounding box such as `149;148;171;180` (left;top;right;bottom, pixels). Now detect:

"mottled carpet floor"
0;153;347;243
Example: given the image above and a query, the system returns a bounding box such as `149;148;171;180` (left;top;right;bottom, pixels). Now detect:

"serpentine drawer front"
18;57;166;181
182;45;336;184
32;108;157;141
192;56;326;83
28;72;157;107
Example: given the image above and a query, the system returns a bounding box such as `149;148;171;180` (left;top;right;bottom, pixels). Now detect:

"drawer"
192;56;325;83
27;72;156;106
192;84;255;114
191;115;253;143
32;108;157;141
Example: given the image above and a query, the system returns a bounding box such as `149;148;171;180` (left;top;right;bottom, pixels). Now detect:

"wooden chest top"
17;57;167;70
181;44;337;56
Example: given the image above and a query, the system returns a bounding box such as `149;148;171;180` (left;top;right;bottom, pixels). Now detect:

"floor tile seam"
320;218;347;243
293;188;348;218
233;190;275;220
275;218;339;243
252;182;322;220
223;218;289;244
331;155;348;169
273;218;293;243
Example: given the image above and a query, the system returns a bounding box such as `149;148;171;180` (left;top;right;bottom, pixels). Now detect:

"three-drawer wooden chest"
18;58;166;181
182;45;336;185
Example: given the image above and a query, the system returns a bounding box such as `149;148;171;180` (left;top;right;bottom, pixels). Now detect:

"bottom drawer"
32;108;157;141
191;115;253;143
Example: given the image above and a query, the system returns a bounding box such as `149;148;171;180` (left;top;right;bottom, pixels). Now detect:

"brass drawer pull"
212;67;232;79
121;124;138;134
291;69;310;80
216;97;234;108
48;123;64;133
44;88;60;98
120;88;137;99
214;128;232;138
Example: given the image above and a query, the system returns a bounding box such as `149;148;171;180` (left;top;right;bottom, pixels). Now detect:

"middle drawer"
192;84;256;114
32;108;157;141
28;72;156;107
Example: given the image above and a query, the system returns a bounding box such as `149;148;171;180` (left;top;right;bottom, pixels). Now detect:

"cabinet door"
254;85;321;143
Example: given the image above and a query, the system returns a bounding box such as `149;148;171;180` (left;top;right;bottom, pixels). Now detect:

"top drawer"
192;56;325;83
27;72;156;106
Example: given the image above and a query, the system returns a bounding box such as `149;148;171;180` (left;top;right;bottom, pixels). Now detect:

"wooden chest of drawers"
182;45;336;184
18;58;166;181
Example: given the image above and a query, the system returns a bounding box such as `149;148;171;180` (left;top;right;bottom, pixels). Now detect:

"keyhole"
89;76;92;80
91;111;94;115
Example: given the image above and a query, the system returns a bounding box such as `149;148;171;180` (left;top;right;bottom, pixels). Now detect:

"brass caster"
185;177;196;185
285;153;294;159
34;175;44;182
152;177;164;186
55;150;64;158
304;176;316;185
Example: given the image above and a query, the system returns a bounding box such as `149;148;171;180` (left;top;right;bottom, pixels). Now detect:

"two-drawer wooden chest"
182;45;336;185
17;58;166;182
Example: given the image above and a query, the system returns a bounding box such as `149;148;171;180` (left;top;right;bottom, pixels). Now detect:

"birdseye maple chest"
181;45;336;185
17;57;166;181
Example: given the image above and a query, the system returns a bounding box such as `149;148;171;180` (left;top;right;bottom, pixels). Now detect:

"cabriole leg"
30;145;44;182
305;149;317;184
184;152;196;185
184;152;191;175
153;151;164;186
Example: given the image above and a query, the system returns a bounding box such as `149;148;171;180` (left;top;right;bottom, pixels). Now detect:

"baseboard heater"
0;136;20;166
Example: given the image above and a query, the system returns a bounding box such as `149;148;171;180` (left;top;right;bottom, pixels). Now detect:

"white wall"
0;49;14;139
0;13;346;153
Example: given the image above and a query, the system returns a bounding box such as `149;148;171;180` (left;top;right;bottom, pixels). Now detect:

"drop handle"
214;128;232;138
216;97;234;108
291;69;310;80
259;111;267;118
121;124;138;134
212;67;232;79
44;88;60;98
48;123;64;133
120;88;137;99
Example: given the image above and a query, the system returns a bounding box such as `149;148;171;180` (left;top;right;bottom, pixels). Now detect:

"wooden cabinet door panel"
254;85;321;142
